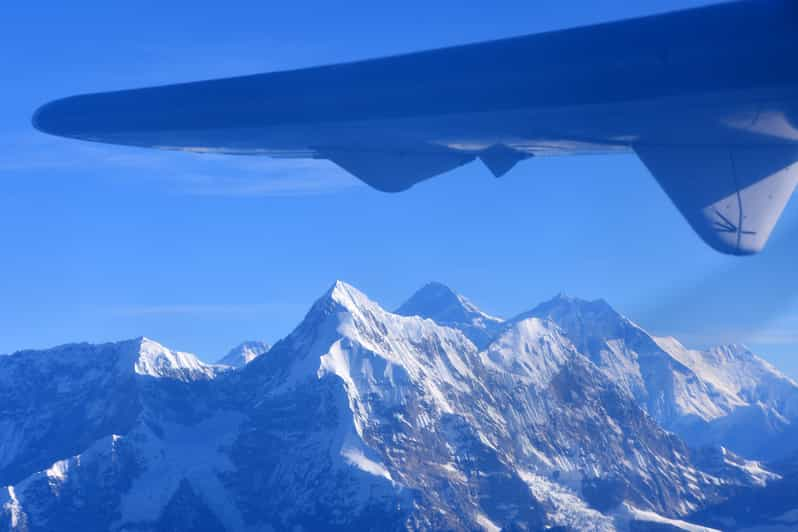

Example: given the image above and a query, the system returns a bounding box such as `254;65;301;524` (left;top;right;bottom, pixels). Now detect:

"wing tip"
32;100;56;135
32;96;83;138
636;145;798;257
701;234;762;256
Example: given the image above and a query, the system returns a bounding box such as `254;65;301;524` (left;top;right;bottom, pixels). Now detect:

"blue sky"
3;0;798;375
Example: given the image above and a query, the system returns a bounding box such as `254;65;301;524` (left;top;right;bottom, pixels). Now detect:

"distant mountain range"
2;281;797;531
216;341;272;368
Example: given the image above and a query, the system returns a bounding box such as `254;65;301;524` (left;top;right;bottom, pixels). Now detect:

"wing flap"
636;145;798;255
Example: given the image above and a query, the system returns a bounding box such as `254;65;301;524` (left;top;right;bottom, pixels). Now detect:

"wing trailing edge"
636;145;798;255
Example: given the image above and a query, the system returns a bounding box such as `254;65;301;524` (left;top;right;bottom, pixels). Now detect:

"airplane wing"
32;0;798;255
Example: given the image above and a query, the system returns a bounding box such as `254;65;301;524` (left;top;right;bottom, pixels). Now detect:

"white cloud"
0;131;361;196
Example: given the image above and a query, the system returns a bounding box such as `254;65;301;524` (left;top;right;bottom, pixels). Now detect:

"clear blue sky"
3;0;798;375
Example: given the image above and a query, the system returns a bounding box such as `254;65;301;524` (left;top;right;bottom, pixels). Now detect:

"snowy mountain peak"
261;280;481;413
397;281;501;323
396;281;466;313
216;341;271;368
396;281;503;347
123;337;217;381
1;337;214;383
310;280;475;358
327;280;377;312
512;294;637;360
527;293;620;323
514;297;747;428
518;298;798;458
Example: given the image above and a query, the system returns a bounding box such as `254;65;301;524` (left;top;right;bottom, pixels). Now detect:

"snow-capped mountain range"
1;281;797;531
